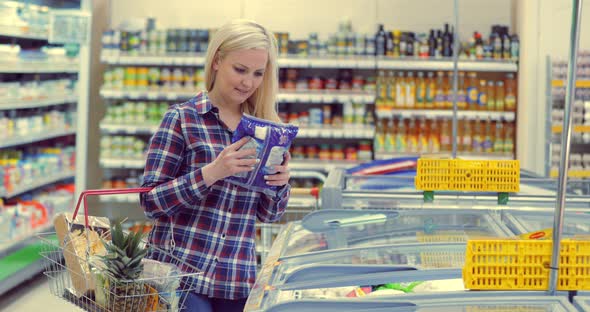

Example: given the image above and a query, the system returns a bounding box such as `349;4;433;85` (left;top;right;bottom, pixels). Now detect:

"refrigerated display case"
574;296;590;311
259;292;579;312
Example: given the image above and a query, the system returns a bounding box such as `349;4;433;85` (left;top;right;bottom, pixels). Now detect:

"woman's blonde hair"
204;19;280;122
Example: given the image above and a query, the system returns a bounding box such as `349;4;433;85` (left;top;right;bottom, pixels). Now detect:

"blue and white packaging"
227;114;298;195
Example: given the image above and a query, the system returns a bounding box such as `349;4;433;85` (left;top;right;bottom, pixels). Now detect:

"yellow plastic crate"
415;159;520;192
463;239;590;291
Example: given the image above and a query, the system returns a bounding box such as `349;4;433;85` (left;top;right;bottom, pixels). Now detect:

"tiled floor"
0;274;75;312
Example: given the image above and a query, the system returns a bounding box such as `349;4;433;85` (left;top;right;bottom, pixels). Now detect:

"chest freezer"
259;292;578;312
502;209;590;237
277;209;512;259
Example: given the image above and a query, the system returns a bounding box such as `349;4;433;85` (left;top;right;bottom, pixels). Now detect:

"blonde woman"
140;20;291;312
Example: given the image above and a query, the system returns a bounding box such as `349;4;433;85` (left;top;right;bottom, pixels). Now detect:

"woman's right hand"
202;137;259;186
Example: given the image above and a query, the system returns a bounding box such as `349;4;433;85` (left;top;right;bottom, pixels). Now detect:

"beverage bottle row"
104;66;206;91
374;117;515;155
375;71;517;111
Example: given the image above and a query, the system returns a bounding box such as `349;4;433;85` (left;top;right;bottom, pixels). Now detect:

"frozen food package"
227;114;298;195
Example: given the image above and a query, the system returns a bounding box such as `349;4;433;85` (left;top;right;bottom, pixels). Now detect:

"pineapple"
98;220;148;312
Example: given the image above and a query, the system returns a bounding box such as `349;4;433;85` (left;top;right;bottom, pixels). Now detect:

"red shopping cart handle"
72;187;153;228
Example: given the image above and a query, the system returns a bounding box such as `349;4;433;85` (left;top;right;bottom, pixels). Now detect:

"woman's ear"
212;53;221;71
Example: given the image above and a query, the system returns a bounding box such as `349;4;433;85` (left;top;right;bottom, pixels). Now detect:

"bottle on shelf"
429;118;441;153
442;23;452;57
462;117;473;153
466;72;479;110
374;118;386;153
472;118;482;153
387;70;396;108
406;72;416;108
487;81;496;111
457;72;467;109
407;118;418;153
477;79;488;110
396;72;406;108
496;81;505;111
416;72;426;109
494;119;505;153
425;72;435;108
428;30;437;57
395;117;407;153
440;118;452;151
444;72;452;109
434;71;445;109
482;118;494;153
417;117;428;153
505;73;517;111
385;118;395;153
375;24;387;56
504;121;515;155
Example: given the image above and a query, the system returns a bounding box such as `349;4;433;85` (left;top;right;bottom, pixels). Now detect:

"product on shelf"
374;116;514;156
279;68;375;93
102;101;168;125
0;78;77;102
100;135;146;159
103;66;205;92
0;106;76;140
290;141;372;162
375;70;516;112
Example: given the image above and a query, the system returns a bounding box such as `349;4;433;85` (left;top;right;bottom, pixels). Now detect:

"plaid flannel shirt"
140;91;290;299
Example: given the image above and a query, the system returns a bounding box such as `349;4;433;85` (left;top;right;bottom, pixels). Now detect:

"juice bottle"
466;72;478;110
504;121;515;155
444;72;452;109
407;118;418;153
416;72;426;109
487;81;496;111
417;117;428;153
472;118;482;153
387;70;396;108
505;74;517;111
434;71;445;109
477;80;487;110
496;81;505;111
429;118;441;153
494;119;504;153
482;118;493;153
396;72;406;108
374;118;387;153
457;72;467;109
463;118;473;153
440;118;452;152
457;118;465;152
406;72;416;108
425;72;435;108
385;118;396;153
376;70;387;105
396;117;407;153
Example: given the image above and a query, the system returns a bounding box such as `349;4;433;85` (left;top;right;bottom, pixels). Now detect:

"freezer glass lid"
280;209;509;258
505;210;590;236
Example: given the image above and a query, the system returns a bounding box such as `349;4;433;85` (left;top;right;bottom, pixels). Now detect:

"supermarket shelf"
290;160;363;172
0;224;53;258
100;88;195;100
100;123;158;135
1;170;75;198
100;158;145;169
376;57;518;72
375;109;516;121
375;152;514;160
100;53;206;66
0;95;78;110
552;124;590;133
99;193;140;203
278;55;376;69
550;169;590;178
278;91;374;104
0;243;49;297
0;129;76;149
0;25;48;40
297;127;375;139
552;80;590;88
0;59;79;73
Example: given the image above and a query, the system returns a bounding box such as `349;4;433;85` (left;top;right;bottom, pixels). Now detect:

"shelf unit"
0;0;91;297
546;56;590;178
375;109;515;121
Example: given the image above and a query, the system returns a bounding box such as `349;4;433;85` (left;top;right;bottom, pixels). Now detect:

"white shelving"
278;55;376;69
0;95;78;110
0;224;53;258
0;129;76;149
376;58;518;72
374;152;514;161
375;109;516;121
297;127;375;139
100;158;145;169
100;53;206;66
100;123;158;135
0;59;79;73
100;88;195;100
0;170;75;198
289;160;363;172
278;91;374;104
0;25;48;40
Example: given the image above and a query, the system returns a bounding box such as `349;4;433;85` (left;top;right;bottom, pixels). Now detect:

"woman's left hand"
264;152;291;186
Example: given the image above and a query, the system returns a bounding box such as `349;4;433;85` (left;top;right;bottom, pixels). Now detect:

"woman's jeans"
181;292;247;312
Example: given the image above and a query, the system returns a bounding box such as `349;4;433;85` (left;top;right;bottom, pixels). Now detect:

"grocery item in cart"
228;114;298;195
54;212;111;297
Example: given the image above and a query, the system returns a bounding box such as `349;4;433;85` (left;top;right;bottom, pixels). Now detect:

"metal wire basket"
38;188;203;312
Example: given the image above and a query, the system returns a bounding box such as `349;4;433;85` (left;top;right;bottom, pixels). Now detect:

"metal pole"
549;0;583;296
451;0;460;158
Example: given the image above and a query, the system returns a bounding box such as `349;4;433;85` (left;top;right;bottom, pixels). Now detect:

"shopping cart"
38;187;203;312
